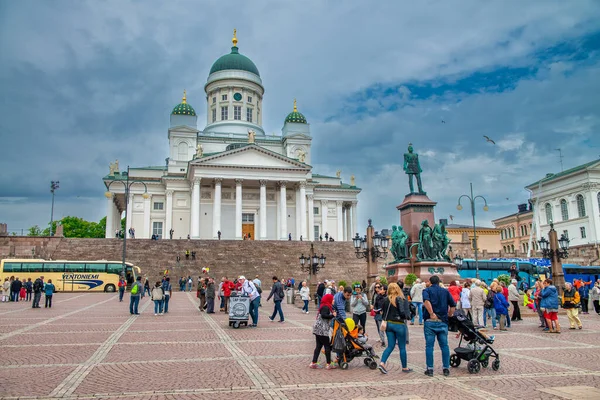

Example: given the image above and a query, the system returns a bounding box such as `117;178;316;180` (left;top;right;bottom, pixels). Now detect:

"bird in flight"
483;135;495;144
449;215;454;221
441;119;446;124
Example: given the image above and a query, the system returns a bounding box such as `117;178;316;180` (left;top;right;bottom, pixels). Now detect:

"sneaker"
378;364;388;374
155;313;158;316
325;363;337;370
269;317;274;322
279;320;285;323
443;368;450;377
424;369;434;377
309;362;322;369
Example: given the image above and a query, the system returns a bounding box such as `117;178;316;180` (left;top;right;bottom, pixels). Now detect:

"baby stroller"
448;309;500;374
332;320;379;370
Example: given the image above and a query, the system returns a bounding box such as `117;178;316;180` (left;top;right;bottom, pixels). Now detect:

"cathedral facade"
103;32;360;241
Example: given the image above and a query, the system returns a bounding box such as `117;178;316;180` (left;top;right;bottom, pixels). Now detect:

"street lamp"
49;181;60;236
538;222;570;293
457;182;488;279
453;254;464;268
299;243;326;283
105;166;149;278
353;220;389;262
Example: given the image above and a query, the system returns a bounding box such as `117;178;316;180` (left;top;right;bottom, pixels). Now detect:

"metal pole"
470;183;479;279
50;190;55;237
122;166;129;278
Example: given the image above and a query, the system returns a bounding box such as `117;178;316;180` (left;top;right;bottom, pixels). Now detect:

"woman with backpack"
309;293;337;370
377;282;412;374
44;279;56;308
483;282;497;329
151;281;165;316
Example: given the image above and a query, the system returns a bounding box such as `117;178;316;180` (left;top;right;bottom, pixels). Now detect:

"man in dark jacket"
206;278;216;314
316;282;325;307
267;277;285;322
11;277;22;302
32;276;44;308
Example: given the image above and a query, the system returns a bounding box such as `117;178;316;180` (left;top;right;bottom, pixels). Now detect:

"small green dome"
284;99;307;124
209;46;260;77
171;91;196;116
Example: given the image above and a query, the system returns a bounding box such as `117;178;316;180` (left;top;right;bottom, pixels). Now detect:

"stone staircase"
2;237;372;283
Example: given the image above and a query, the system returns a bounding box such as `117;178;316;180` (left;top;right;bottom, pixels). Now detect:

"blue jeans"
381;322;408;368
154;300;164;314
249;297;260;325
411;302;423;324
119;288;125;302
270;300;284;321
484;307;497;328
424;320;450;370
163;294;170;313
129;295;140;314
317;295;321;308
12;292;19;302
220;296;225;309
302;300;309;312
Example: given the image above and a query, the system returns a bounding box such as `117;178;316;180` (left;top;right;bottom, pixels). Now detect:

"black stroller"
448;309;500;373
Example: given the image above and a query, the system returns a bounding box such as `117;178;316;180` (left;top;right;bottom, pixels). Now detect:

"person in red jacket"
221;277;235;313
118;276;127;302
447;281;462;308
500;281;511;328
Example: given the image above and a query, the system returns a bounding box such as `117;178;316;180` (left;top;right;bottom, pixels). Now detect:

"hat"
239;275;246;280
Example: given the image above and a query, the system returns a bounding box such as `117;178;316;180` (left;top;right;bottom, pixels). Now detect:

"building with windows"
445;224;501;257
103;32;360;240
492;203;537;256
526;159;600;263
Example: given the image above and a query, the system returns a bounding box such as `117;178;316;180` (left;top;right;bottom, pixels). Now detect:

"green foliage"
40;216;113;238
379;276;388;286
27;225;43;236
351;281;361;288
404;273;418;286
338;280;347;288
497;274;511;286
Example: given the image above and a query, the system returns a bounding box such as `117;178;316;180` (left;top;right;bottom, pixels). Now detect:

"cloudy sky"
1;1;600;235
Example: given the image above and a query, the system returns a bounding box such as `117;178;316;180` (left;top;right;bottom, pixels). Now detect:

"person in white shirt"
410;279;425;325
239;276;260;327
300;281;310;313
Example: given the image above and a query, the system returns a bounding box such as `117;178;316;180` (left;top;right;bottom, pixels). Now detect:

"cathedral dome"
171;91;196;116
209;30;260;77
284;99;307;124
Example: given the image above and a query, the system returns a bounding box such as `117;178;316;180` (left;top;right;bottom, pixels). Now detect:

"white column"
351;201;358;239
113;201;120;236
307;194;315;241
213;178;222;238
346;204;352;241
191;179;200;238
342;207;347;241
587;189;599;242
105;193;114;238
126;194;133;233
260;180;267;240
276;185;281;241
295;185;301;240
235;179;243;239
166;190;174;239
279;181;287;240
143;194;151;239
336;200;343;241
300;181;307;240
321;200;328;239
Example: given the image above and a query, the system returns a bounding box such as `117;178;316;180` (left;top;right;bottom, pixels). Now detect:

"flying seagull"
483;135;496;144
449;215;454;221
441;119;446;124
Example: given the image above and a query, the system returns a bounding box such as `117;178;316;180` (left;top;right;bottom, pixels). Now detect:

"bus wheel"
105;284;116;293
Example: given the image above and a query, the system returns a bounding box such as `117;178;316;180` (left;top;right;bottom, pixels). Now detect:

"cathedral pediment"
190;144;310;170
169;125;200;133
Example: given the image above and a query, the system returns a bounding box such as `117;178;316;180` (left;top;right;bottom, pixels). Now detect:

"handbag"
370;308;376;317
380;301;391;331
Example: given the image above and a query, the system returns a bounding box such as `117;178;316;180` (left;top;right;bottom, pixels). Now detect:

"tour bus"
562;264;600;284
458;259;549;289
0;259;141;292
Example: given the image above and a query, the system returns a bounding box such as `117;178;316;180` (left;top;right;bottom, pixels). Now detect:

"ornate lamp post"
456;182;489;279
538;222;570;293
299;243;326;287
49;181;60;236
453;254;464;268
105;166;149;277
352;219;389;284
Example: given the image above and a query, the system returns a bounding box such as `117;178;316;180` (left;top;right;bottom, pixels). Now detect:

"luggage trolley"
228;292;250;329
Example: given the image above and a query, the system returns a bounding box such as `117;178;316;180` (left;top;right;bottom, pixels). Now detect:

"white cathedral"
103;32;360;241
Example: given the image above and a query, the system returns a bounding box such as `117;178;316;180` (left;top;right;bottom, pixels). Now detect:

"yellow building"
446;224;502;256
492;203;538;256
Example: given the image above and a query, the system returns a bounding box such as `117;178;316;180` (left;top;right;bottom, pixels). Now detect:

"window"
246;107;252;122
501;230;504;240
242;213;254;222
64;263;85;272
221;106;228;120
3;262;21;272
510;244;515;253
545;203;553;224
212;108;216;123
86;263;107;273
44;263;65;272
576;194;586;217
560;199;569;221
563;230;569;239
313;207;319;215
107;264;123;275
234;106;241;120
221;94;227;101
248;96;252;103
153;202;164;210
314;225;320;240
22;263;42;272
511;226;515;238
503;246;507;253
212;97;216;104
153;222;163;239
580;226;586;239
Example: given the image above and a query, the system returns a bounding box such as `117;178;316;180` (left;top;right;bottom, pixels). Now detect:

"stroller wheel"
369;361;378;370
449;354;461;368
492;359;500;371
363;358;372;366
340;362;349;370
233;321;240;329
481;358;489;368
467;359;480;374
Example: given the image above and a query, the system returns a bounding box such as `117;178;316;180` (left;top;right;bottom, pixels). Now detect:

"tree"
41;216;112;238
404;273;418;286
27;225;43;236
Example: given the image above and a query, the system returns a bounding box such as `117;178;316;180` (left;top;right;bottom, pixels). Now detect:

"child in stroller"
449;309;500;374
332;318;379;370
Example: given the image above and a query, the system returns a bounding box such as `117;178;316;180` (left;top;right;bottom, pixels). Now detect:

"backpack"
277;284;285;299
484;292;494;309
409;302;417;319
256;286;262;294
131;284;139;295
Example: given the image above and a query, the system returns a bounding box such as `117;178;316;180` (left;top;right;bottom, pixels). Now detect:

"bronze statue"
432;223;452;261
391;225;409;262
403;143;425;194
418;219;434;260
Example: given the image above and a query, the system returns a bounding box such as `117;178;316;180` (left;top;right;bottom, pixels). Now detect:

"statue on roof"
297;148;306;163
403;143;425;195
350;175;355;186
196;144;203;158
109;159;119;175
336;170;341;178
248;129;256;144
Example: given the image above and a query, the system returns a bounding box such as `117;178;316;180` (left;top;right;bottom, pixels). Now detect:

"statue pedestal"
385;261;460;285
397;194;437;249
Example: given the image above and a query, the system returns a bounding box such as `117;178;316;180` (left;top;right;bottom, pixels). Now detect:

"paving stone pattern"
1;293;600;400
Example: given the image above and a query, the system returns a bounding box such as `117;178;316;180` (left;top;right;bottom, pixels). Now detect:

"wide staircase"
5;237;371;283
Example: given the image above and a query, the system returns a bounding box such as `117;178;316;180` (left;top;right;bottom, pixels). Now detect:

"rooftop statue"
196;144;203;158
297;148;306;163
403;143;425;195
248;129;256;143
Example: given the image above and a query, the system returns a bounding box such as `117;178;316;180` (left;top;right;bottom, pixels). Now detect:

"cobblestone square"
1;292;599;400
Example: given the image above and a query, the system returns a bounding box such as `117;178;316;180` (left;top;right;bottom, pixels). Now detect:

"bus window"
85;263;107;273
3;262;22;273
64;263;85;273
107;263;122;275
43;263;65;273
22;262;42;273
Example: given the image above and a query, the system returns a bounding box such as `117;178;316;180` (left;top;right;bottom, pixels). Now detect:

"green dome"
209;46;260;77
284;99;307;124
171;91;196;116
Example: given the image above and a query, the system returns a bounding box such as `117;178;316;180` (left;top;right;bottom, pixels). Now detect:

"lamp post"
49;181;60;236
538;222;570;294
456;182;489;279
105;166;149;277
352;219;389;285
453;254;463;269
299;243;326;287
